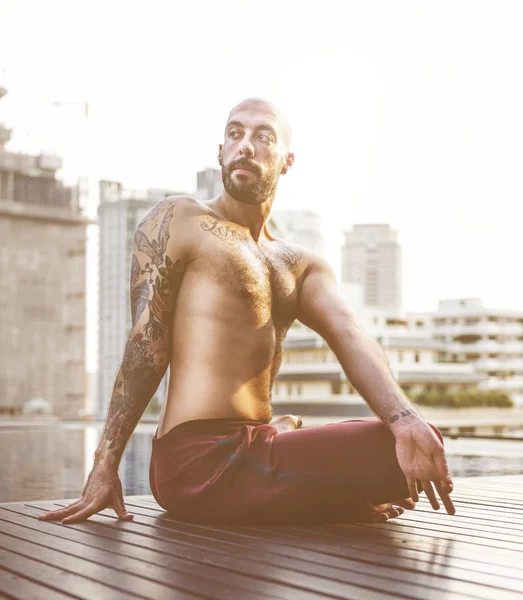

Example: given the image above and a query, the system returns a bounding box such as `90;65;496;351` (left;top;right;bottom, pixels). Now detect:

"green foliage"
409;390;514;408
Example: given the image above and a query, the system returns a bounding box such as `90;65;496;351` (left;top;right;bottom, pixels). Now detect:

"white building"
408;298;523;406
272;283;484;422
341;224;402;312
193;168;222;202
97;181;184;418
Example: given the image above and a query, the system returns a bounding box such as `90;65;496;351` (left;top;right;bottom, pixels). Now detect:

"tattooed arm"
297;254;455;514
94;200;184;467
39;198;188;523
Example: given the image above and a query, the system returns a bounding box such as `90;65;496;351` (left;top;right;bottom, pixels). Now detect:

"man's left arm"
297;255;455;514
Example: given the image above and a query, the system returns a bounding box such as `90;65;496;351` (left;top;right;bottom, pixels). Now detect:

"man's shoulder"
270;236;326;272
137;195;212;233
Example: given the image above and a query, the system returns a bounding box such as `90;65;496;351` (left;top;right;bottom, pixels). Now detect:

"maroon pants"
149;417;443;524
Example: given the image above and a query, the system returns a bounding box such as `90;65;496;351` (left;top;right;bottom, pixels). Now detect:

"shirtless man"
40;98;454;525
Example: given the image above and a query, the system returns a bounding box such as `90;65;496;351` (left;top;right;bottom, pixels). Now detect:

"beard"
222;159;280;205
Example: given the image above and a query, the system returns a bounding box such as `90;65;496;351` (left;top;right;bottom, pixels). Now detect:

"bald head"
226;97;292;150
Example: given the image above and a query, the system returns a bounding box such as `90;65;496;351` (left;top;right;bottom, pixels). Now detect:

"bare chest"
196;216;303;325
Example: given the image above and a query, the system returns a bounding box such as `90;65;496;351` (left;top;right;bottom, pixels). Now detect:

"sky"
1;0;522;369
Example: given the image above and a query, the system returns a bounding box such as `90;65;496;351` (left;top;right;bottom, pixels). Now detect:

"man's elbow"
323;320;367;351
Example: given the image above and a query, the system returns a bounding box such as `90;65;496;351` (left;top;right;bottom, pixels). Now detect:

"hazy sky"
1;0;522;321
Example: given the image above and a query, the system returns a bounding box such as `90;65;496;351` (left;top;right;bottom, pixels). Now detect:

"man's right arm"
94;197;187;470
39;197;190;523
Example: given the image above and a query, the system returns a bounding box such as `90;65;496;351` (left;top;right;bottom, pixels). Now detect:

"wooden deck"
1;475;523;599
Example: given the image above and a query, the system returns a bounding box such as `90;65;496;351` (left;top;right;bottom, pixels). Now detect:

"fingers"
113;493;134;521
431;447;455;514
421;480;440;510
435;481;456;515
407;478;419;503
435;448;454;492
61;502;99;524
38;499;83;521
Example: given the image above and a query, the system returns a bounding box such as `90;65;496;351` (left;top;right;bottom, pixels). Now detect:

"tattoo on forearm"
389;409;415;424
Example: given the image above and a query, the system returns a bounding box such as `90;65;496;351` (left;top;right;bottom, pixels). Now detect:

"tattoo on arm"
96;201;183;463
389;409;415;424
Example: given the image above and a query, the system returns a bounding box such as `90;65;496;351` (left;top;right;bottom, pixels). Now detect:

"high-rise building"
97;181;184;418
341;224;402;311
194;167;222;202
0;87;90;418
271;210;324;255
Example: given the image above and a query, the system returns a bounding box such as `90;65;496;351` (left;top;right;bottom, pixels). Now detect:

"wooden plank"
0;517;335;600
9;504;523;585
0;507;411;600
231;521;523;567
0;568;76;600
53;501;523;598
413;503;523;524
0;534;198;600
113;500;523;567
2;504;499;600
357;518;523;543
2;475;522;600
22;502;523;598
0;548;138;600
388;509;523;532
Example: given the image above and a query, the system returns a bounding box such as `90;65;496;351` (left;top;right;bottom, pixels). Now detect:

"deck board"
1;475;523;599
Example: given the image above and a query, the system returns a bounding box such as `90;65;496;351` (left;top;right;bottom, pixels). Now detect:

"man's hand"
38;463;133;524
393;420;455;515
269;414;302;433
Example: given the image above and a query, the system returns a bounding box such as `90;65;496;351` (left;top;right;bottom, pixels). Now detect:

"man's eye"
258;134;271;142
229;130;240;138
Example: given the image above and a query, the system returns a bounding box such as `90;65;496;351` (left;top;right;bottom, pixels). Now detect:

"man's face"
219;103;292;205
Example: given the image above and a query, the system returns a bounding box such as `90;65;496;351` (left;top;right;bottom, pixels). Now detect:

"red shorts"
149;417;443;524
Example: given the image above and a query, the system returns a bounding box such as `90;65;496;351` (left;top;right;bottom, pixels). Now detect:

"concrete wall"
0;209;88;418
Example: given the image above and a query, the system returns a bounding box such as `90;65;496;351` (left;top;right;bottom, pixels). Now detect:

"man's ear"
218;144;223;166
281;152;294;175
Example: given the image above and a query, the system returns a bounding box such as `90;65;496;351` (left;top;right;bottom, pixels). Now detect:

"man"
40;98;454;525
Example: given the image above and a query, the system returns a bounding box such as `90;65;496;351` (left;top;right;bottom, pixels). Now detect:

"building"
410;298;523;406
271;210;324;255
97;181;185;418
272;284;485;423
0;86;90;418
341;224;402;312
194;167;222;202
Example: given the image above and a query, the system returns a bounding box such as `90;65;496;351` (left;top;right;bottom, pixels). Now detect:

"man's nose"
239;137;255;158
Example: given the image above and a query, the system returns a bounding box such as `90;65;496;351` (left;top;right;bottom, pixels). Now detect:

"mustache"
229;160;259;174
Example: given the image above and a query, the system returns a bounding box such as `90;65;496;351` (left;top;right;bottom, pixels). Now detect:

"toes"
374;512;390;522
393;498;416;510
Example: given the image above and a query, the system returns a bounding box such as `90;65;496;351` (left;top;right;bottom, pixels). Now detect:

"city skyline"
1;1;521;321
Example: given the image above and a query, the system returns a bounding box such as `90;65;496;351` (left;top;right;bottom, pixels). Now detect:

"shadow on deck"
1;475;523;599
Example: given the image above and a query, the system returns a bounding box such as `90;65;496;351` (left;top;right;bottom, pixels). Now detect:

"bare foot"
350;498;414;523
